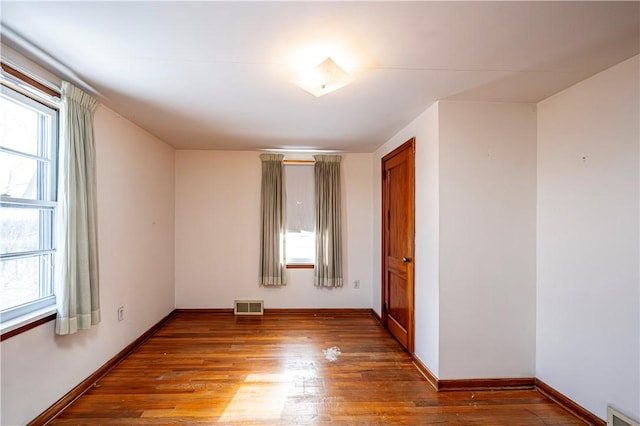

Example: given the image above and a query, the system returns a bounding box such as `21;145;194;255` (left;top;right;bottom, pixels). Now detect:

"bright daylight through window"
0;83;58;322
285;163;314;265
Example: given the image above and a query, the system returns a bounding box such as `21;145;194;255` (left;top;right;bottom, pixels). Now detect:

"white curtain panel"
259;154;287;285
314;155;343;287
55;82;101;335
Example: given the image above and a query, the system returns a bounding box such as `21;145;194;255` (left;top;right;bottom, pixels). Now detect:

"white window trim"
0;303;56;335
0;78;60;330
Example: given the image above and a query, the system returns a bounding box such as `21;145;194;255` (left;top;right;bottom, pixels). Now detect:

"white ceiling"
2;1;638;152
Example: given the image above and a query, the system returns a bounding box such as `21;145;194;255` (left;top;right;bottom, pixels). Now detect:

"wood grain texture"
1;62;60;98
46;312;584;425
175;308;233;314
369;308;382;325
286;264;315;269
411;355;439;391
410;359;535;393
265;308;371;316
381;138;416;353
29;310;177;426
438;377;536;391
536;379;605;425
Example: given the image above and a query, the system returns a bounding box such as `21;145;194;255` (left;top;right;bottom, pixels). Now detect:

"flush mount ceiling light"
291;57;355;97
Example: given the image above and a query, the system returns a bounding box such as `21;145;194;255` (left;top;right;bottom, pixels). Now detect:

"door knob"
402;257;411;263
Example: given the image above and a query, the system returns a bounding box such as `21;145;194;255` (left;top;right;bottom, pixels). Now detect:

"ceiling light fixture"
291;57;355;97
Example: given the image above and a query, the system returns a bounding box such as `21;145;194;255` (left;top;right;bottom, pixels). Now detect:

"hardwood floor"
51;312;582;425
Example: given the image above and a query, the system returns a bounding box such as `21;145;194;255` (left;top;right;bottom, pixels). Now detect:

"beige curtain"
259;154;287;285
55;82;101;335
314;155;343;287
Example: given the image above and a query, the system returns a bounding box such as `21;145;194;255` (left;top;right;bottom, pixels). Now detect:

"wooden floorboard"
51;312;584;425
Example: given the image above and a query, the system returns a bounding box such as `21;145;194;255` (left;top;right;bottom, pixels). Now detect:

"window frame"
0;63;60;337
284;160;315;269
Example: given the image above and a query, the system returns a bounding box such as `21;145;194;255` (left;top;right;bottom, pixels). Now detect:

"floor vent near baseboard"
234;300;264;315
608;407;640;426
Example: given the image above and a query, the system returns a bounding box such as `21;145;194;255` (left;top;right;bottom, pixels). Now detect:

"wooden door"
382;138;415;353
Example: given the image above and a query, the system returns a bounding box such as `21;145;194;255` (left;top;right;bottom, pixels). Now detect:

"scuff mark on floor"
323;346;341;362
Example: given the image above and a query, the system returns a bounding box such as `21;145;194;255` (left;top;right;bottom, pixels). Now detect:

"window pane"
0;151;41;199
0;82;58;320
0;254;54;311
0;94;39;156
286;230;315;264
0;207;53;254
285;164;315;264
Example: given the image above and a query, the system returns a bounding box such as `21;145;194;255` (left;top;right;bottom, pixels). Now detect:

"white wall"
373;100;536;380
174;151;373;309
373;103;441;377
0;106;176;425
2;42;635;426
438;101;537;379
537;55;639;420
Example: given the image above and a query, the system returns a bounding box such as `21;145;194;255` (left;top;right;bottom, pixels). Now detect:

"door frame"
381;137;415;353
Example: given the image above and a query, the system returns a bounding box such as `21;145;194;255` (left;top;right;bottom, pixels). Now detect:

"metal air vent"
234;300;264;316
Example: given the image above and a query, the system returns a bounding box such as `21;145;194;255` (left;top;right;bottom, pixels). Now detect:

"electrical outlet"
353;280;360;289
117;306;124;322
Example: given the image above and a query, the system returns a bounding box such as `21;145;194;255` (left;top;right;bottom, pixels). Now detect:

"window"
0;82;59;322
285;163;314;266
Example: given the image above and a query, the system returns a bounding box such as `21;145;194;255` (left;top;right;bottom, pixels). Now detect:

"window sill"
287;264;314;269
1;306;57;341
